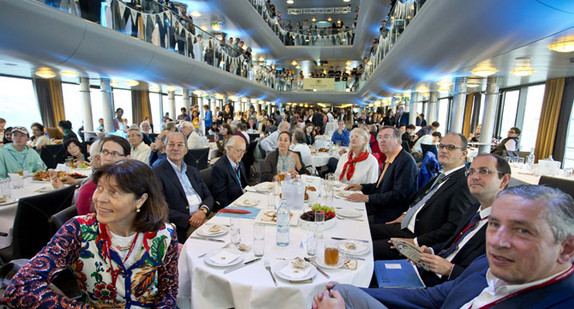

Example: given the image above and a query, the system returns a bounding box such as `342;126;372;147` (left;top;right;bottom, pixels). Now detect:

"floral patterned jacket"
1;214;179;308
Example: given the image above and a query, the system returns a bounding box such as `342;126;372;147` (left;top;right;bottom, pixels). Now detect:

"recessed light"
190;11;201;17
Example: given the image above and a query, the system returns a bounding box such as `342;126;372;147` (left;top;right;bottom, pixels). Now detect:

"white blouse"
334;152;380;184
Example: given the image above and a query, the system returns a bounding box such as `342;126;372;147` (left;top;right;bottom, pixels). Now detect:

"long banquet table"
177;189;374;309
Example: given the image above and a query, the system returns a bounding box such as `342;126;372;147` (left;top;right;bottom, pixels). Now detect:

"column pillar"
79;77;94;138
100;78;114;132
182;89;191;115
168;90;176;123
479;77;499;154
409;91;417;126
158;90;164;132
451;77;467;133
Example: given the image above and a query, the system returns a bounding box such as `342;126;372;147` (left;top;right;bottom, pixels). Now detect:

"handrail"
249;0;355;46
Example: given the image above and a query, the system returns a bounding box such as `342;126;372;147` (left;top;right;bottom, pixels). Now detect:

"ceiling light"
229;96;238;101
200;26;208;31
467;82;480;88
193;90;202;95
343;0;351;2
35;67;56;79
296;65;301;69
60;70;78;77
327;17;332;22
337;19;341;24
125;80;139;86
149;85;161;92
312;17;316;22
212;25;221;31
286;0;294;4
471;66;497;77
191;11;201;17
548;36;574;53
437;81;451;87
511;67;535;76
291;60;297;66
166;86;176;91
258;56;265;62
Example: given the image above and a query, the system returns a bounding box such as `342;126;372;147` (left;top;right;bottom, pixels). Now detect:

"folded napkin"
245;186;257;192
280;262;312;279
209;250;241;265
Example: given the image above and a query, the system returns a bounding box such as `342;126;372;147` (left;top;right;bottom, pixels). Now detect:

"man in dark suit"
345;126;418;223
314;185;574;309
153;132;213;243
415;153;511;286
211;136;248;212
369;133;477;260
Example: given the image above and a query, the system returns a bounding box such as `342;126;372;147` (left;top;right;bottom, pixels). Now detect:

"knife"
304;257;330;279
189;236;225;243
224;258;261;274
331;237;370;243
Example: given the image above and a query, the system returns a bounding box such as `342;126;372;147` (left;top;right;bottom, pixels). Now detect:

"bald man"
211;136;248;212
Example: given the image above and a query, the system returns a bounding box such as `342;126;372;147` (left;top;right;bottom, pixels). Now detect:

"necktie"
438;212;483;257
400;173;447;230
376;161;389;188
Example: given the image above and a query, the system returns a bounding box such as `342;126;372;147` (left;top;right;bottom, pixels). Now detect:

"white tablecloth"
177;191;373;309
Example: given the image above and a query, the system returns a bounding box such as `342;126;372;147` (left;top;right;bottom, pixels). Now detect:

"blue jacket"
331;129;350;147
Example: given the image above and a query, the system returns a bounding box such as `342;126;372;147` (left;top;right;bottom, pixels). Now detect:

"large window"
62;83;85;132
437;98;449;136
520;84;545;152
500;90;519;137
150;92;166;133
0;76;42;127
113;88;133;126
563;99;574;169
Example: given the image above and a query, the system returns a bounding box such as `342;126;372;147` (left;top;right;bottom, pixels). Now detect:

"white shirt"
290;143;312;169
461;266;572;309
444;206;491;262
260;130;280;152
131;142;151;164
414;134;435;153
187;131;204;149
504;138;517;151
334;152;379;185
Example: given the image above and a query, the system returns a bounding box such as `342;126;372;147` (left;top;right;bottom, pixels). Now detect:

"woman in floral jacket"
1;159;179;308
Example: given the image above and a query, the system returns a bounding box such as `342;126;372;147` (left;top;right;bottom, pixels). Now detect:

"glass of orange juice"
324;240;339;266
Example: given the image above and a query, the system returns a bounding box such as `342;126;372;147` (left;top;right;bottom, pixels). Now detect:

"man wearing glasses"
345;126;418;224
491;127;521;157
0;127;46;178
369;133;477;260
211;136;248;212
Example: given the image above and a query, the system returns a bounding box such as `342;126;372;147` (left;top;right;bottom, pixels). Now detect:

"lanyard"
471;265;574;309
7;148;26;170
279;152;289;172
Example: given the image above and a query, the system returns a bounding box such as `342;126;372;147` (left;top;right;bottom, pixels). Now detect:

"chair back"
40;144;66;169
184;147;209;170
421;144;438;158
538;176;574;199
200;166;213;190
50;205;78;230
401;141;411;153
12;185;76;260
241;141;258;180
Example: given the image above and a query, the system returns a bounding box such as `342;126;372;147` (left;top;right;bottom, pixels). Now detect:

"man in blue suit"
312;185;574;308
211;136;248;212
154;132;213;243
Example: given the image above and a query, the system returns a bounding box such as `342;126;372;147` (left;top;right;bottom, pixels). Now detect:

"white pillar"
409;91;417;126
100;78;114;132
427;92;438;124
479;77;499;154
451;77;467;133
182;89;191;114
168;90;176;122
158;91;164;133
80;77;94;137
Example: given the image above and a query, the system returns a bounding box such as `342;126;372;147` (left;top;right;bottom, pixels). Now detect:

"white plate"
196;224;229;237
315;255;345;269
204;248;244;267
255;209;300;226
339;240;371;256
274;261;317;282
336;208;362;218
235;198;259;207
0;198;16;206
254;182;275;192
335;191;353;199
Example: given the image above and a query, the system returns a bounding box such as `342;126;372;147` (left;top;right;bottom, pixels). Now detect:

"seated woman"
304;123;315;145
261;131;310;182
216;123;233;155
1;160;178;308
64;138;90;167
208;123;219;136
334;128;380;184
29;122;51;149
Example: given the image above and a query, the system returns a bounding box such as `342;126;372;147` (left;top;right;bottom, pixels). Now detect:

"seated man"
345;126;417;223
331;120;350;147
491;127;521;157
128;125;151;164
154;132;213;243
370;133;476;260
180;121;204;149
414;120;440;141
413;131;441;153
313;185;574;309
0;127;46;178
414;153;511;286
211;136;248;212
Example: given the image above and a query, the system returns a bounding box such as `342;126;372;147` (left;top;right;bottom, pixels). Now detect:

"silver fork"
264;260;278;286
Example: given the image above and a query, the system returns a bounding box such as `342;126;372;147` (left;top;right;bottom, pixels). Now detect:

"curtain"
535;78;565;162
33;78;65;128
552;77;574;163
131;88;151;125
462;93;475;137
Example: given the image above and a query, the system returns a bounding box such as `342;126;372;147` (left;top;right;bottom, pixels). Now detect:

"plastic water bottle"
526;148;535;170
276;199;290;247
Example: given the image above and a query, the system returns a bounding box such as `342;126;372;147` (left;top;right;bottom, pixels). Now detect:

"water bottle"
526;148;535;170
276;199;290;247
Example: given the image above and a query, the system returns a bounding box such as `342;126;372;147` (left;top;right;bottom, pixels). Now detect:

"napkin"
245;186;257;193
280;262;312;279
209;250;240;265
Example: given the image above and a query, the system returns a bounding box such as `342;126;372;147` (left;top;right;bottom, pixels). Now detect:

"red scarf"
339;151;370;181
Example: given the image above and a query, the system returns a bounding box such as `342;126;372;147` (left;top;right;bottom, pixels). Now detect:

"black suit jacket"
362;149;418;223
211;154;248;212
420;202;486;285
153;159;214;242
406;167;476;245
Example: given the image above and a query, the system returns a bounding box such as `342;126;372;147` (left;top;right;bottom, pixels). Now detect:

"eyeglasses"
438;144;466;151
230;147;246;154
465;168;503;177
376;135;393;141
101;149;125;157
508;130;516;134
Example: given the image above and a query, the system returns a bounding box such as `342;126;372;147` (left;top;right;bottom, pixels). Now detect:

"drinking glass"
230;217;241;246
315;210;325;242
306;232;317;256
324;240;340;266
253;224;265;257
8;173;23;189
267;190;275;208
0;179;11;200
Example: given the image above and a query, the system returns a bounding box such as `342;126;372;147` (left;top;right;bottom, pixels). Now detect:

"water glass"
253;224;265;257
8;174;23;189
230;217;241;246
267;190;275;208
0;179;11;200
306;232;317;256
315;211;325;241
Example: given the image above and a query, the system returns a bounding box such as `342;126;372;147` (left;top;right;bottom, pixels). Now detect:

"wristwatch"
200;206;209;215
